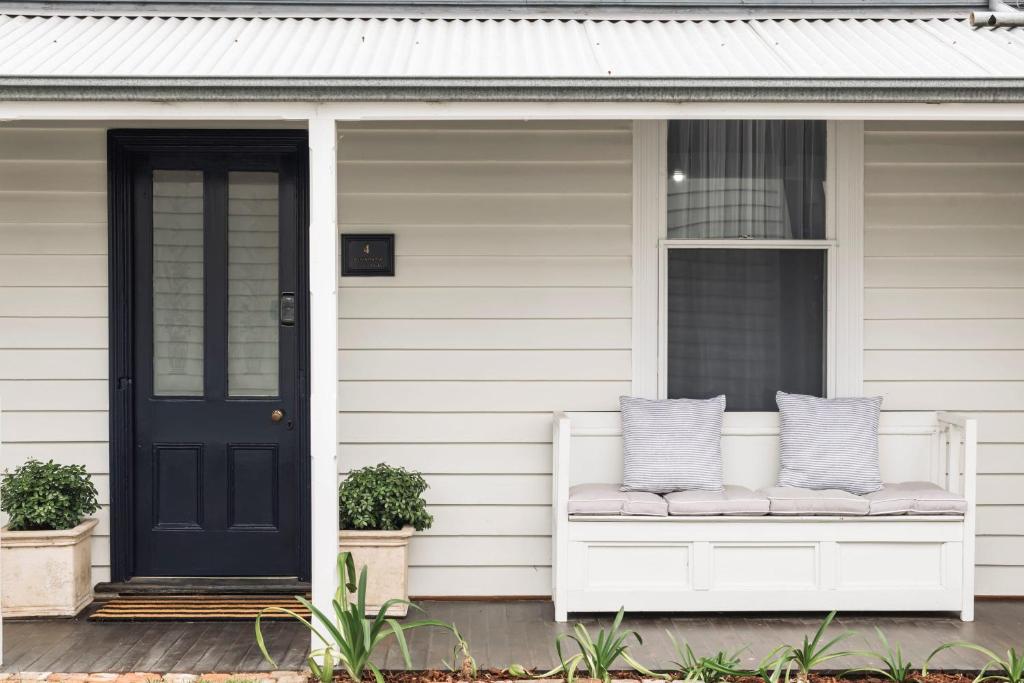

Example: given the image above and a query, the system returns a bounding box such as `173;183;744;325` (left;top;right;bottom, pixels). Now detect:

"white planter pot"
2;518;98;617
338;525;414;617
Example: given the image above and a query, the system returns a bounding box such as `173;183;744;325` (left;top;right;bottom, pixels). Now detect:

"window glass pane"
153;170;204;397
666;248;825;411
228;171;280;397
667;120;826;239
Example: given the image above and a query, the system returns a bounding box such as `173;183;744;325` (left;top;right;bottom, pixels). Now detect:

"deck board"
3;600;1021;674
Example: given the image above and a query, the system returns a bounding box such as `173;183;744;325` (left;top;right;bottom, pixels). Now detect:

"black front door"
118;133;308;577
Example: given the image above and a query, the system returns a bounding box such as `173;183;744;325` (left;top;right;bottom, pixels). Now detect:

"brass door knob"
271;409;285;423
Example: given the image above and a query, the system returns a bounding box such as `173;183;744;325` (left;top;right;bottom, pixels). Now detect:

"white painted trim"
631;120;664;399
308;117;340;632
5;101;1024;122
831;121;865;397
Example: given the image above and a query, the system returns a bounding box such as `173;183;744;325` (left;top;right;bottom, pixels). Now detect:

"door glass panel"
153;170;205;396
228;171;280;397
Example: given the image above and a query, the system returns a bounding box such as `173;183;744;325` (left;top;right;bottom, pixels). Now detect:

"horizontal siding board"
977;505;1024;535
338;130;631;163
0;349;107;379
409;567;550;597
864;381;1024;411
865;289;1024;320
0;380;108;411
338;350;630;381
864;320;1024;350
864;133;1024;164
409;536;549;567
1;441;109;470
2;411;107;443
0;223;106;255
0;192;107;224
338;380;630;412
339;225;630;257
338;412;553;444
976;566;1024;595
962;412;1024;443
977;537;1024;566
978;474;1024;505
865;350;1024;381
865;226;1024;257
977;444;1024;475
0;128;105;161
0;317;107;348
341;194;630;227
864;165;1024;195
865;257;1024;288
0;255;107;287
339;256;630;287
339;287;630;320
341;443;552;474
339;161;631;195
0;161;107;193
423;474;550;506
339;319;631;350
424;505;550;537
866;195;1024;227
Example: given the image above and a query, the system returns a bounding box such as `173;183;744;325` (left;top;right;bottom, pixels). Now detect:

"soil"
345;671;979;683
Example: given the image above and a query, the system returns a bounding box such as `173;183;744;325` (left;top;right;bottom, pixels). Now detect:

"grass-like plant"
520;608;660;683
844;628;915;683
755;646;794;683
442;623;478;679
925;642;1024;683
667;631;745;683
255;552;450;683
782;611;856;683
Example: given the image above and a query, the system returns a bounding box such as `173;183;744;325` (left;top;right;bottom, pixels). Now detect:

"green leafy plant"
442;623;478;679
782;611;856;683
925;642;1024;683
339;463;433;531
255;552;450;683
667;631;745;683
844;628;915;683
754;646;794;683
0;459;99;530
530;608;661;683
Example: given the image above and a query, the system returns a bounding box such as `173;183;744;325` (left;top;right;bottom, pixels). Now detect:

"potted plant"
338;463;432;617
1;459;100;617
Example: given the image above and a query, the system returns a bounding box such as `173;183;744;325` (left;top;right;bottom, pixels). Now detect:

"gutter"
2;77;1024;102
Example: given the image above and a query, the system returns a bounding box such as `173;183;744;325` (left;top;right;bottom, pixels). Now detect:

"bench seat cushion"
761;486;870;516
865;481;967;516
664;485;769;516
568;483;668;516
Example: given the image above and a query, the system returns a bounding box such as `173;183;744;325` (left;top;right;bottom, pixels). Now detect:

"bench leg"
961;601;975;622
554;600;568;623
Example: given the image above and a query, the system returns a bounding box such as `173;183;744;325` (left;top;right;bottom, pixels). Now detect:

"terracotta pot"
338;525;414;617
2;518;98;617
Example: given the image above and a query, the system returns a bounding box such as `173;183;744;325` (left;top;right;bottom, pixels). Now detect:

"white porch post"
308;117;340;629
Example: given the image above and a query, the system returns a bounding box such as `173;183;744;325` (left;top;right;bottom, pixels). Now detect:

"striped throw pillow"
776;391;883;495
620;395;725;494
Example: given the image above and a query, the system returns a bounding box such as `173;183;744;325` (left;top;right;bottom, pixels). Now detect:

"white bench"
551;411;977;622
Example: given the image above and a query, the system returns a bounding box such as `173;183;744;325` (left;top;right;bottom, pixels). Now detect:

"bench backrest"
563;411;949;491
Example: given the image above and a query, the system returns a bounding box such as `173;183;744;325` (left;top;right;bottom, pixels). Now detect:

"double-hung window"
660;120;833;411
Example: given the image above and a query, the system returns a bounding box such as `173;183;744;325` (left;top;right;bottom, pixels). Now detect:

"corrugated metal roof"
1;14;1022;79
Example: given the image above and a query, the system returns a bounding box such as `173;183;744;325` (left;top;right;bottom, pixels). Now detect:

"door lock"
279;292;296;326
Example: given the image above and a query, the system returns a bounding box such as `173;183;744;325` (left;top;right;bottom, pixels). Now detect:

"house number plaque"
341;234;395;276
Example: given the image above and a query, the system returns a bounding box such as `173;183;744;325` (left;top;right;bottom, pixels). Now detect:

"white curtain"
667;120;826;240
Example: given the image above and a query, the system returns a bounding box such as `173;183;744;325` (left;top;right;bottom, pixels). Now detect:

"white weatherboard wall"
337;121;633;595
863;121;1024;596
0;125;111;582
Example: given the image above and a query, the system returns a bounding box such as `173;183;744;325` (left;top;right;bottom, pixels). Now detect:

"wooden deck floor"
3;600;1022;674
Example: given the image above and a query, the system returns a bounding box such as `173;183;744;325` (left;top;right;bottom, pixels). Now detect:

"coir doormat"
89;594;312;621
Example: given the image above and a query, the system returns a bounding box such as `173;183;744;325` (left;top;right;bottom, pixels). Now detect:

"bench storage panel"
552;411;976;622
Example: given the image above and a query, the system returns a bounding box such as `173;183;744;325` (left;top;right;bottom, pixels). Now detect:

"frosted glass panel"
153;170;205;396
228;171;280;397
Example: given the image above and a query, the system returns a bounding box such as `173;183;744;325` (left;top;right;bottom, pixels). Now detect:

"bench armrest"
937;412;977;621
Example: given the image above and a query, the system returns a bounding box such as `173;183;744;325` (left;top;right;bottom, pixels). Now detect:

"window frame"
631;119;865;407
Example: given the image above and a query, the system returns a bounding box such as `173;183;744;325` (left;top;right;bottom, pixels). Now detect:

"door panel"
129;145;305;578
